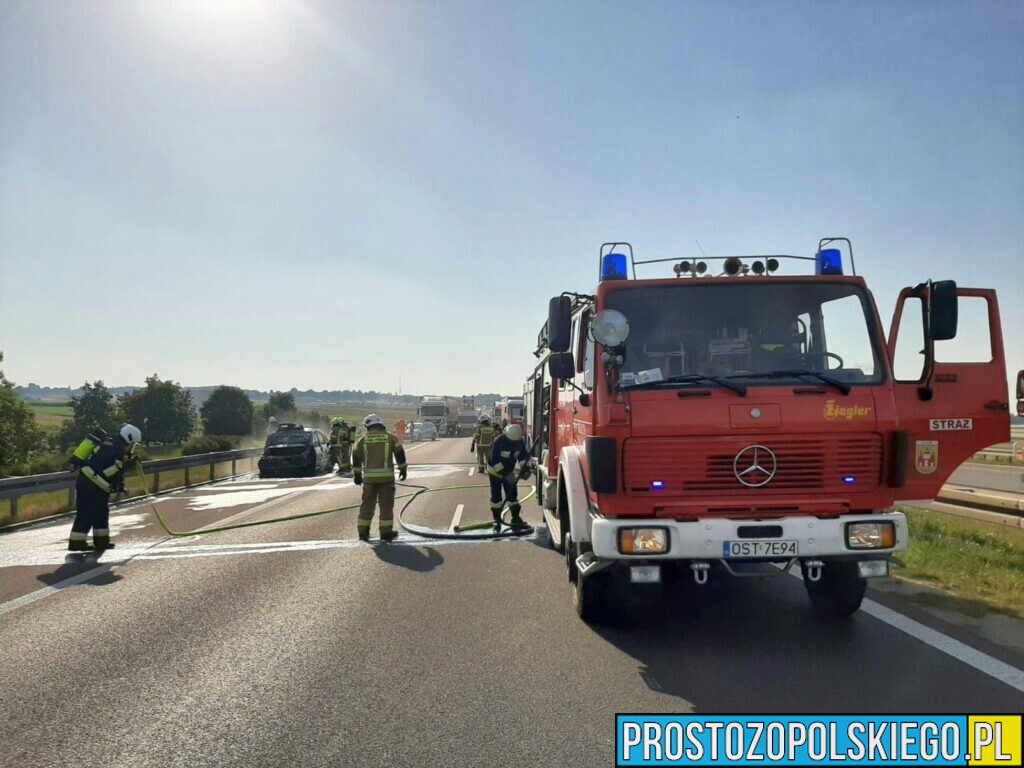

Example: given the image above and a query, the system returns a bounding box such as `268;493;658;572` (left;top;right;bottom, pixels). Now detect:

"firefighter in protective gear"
328;418;347;474
486;423;532;532
339;419;355;473
69;426;109;469
68;424;142;552
351;414;407;542
470;413;500;473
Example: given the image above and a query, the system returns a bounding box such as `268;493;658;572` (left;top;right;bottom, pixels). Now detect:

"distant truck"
455;412;480;437
498;397;525;427
526;239;1010;623
417;395;460;436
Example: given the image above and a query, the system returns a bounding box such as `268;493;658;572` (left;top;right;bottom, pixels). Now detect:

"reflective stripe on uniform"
103;460;123;478
500;451;512;458
486;465;504;478
81;466;111;493
379;519;393;530
357;519;371;530
69;531;88;542
94;528;110;536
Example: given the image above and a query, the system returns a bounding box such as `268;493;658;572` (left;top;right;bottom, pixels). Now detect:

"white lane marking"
784;569;1024;693
860;598;1024;693
468;467;476;477
0;474;346;615
449;504;465;533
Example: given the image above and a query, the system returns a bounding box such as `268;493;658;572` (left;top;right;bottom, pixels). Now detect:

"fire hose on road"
133;463;536;540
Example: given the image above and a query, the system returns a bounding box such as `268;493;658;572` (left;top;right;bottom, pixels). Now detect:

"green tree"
265;391;296;415
118;374;196;444
59;380;120;448
0;352;46;470
200;386;254;436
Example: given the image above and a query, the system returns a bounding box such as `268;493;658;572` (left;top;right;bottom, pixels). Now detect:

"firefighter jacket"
352;427;407;483
487;434;530;478
472;423;499;451
329;424;343;446
80;439;127;495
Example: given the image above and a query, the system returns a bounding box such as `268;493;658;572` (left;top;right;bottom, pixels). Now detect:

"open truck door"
1016;368;1024;418
888;282;1010;500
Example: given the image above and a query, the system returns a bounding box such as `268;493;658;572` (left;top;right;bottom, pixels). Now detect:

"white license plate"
723;540;798;558
630;565;662;583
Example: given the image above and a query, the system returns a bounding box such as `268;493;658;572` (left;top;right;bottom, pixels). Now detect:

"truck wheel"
573;568;615;624
803;560;866;619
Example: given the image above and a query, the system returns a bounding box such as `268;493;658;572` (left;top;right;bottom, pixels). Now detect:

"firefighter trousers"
488;474;520;519
330;444;352;472
70;477;111;546
475;445;491;471
358;482;396;535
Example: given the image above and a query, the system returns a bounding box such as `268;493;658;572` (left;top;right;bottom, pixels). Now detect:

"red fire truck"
525;240;1010;623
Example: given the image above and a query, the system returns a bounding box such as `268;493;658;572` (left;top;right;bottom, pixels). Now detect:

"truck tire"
566;539;617;624
572;568;616;624
802;560;866;619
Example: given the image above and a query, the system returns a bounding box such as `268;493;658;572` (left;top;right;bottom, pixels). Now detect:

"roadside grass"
27;402;72;430
0;457;257;528
898;506;1024;617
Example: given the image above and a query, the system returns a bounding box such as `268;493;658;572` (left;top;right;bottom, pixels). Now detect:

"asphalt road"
2;437;1023;768
947;463;1024;494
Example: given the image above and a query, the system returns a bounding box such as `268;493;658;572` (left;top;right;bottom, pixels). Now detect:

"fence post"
184;465;190;487
67;485;75;512
10;495;17;523
231;458;237;477
209;462;215;482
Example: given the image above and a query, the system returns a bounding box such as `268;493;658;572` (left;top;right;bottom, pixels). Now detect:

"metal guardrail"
0;448;262;525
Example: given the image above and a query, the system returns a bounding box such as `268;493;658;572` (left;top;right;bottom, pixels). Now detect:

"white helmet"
363;413;383;428
504;423;524;442
478;413;491;423
119;423;142;447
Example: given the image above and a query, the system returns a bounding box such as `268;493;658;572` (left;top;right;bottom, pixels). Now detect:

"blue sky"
1;0;1021;396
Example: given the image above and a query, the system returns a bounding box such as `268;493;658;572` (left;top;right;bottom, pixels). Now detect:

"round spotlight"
696;261;707;274
766;258;779;273
724;257;743;275
680;260;692;273
591;309;630;346
751;261;765;275
673;262;684;275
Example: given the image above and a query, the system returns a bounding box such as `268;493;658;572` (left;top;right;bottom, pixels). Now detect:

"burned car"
258;423;330;478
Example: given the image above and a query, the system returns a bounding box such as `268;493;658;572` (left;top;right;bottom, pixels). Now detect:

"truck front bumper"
590;511;908;562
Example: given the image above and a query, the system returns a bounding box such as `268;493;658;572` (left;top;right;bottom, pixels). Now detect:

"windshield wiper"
622;374;748;397
727;369;852;395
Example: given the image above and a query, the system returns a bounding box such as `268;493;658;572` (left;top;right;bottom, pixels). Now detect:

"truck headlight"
618;528;668;555
846;521;896;550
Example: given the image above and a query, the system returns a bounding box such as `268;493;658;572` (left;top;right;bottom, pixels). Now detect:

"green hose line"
132;464;538;540
395;481;537;540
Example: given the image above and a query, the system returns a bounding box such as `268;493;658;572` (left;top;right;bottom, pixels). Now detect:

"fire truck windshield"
420;406;446;417
608;281;883;389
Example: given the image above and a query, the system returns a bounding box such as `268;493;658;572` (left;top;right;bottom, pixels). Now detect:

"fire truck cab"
526;240;1010;623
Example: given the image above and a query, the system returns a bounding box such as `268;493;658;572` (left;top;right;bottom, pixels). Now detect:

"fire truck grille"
622;434;883;495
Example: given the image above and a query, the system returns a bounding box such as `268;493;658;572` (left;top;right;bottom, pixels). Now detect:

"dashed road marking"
449;504;465;533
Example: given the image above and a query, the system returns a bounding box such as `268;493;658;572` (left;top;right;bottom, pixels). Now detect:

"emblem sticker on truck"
915;440;939;474
929;418;973;431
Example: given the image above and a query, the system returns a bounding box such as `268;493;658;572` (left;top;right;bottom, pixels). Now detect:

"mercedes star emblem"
733;444;777;487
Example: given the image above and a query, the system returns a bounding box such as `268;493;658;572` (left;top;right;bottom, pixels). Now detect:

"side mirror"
1016;369;1023;400
548;296;572;352
929;280;958;341
548;352;575;380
